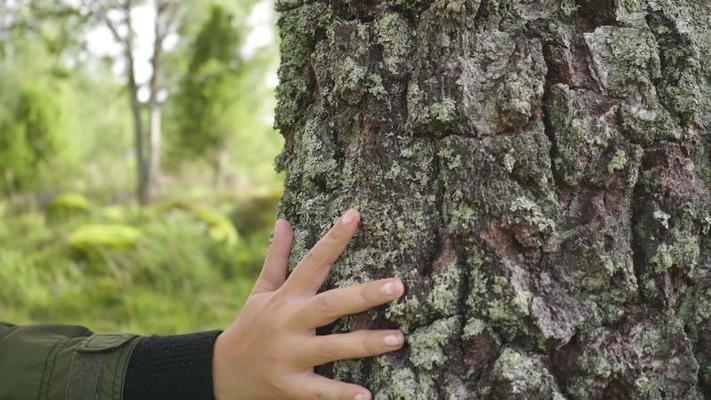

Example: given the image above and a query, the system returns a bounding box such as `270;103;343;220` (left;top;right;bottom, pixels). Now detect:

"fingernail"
381;280;404;296
341;209;359;225
384;334;403;346
355;394;370;400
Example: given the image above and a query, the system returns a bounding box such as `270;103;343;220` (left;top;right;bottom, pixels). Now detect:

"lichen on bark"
274;0;711;398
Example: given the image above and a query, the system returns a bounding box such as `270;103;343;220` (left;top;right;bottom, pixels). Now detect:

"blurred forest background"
0;0;283;334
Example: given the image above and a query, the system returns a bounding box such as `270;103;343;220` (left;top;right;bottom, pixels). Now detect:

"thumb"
252;219;293;294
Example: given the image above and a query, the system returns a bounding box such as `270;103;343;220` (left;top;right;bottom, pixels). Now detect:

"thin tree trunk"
274;1;711;398
125;34;149;206
146;0;164;202
147;103;161;200
145;0;178;202
106;0;149;205
212;148;229;189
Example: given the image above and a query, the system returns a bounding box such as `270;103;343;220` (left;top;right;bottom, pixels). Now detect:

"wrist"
124;331;222;400
212;332;226;400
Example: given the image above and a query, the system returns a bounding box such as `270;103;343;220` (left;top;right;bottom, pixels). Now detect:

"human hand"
213;209;405;400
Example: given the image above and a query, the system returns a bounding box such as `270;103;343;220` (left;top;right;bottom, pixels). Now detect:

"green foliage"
0;76;63;194
162;200;240;245
0;194;277;334
0;0;284;336
174;5;242;160
169;2;283;188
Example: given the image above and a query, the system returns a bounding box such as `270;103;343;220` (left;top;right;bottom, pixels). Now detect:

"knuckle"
266;295;284;310
359;284;374;305
301;249;322;268
265;294;290;317
264;377;283;396
320;339;341;361
363;333;379;354
301;250;316;265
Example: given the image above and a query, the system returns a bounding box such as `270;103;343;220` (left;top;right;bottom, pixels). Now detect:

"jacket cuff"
0;325;139;400
123;331;222;400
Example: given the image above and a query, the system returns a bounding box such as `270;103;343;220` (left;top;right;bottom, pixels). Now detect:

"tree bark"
123;12;150;206
145;0;177;202
147;1;163;203
147;99;161;200
274;1;711;398
105;0;150;205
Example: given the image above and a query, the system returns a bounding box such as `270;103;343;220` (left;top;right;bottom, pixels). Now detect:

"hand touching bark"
213;209;406;400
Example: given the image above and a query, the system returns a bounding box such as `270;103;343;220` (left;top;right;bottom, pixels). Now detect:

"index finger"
282;209;360;296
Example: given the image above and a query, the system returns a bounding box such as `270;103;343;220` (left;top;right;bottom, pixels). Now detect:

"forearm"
0;322;221;400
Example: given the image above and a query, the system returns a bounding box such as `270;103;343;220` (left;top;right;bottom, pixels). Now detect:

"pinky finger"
288;373;372;400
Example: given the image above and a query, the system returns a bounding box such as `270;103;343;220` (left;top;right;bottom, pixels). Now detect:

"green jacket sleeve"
0;322;139;400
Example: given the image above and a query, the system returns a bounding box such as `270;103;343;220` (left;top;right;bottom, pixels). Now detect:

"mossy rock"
68;224;143;252
162;201;239;245
47;193;91;221
100;206;127;221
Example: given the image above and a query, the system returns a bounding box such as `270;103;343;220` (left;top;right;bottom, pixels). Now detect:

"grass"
0;190;280;335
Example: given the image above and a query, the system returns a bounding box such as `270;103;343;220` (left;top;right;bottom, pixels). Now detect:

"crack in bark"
540;46;566;192
629;162;648;305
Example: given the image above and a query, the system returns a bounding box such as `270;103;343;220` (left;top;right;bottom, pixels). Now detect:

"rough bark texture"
273;1;711;398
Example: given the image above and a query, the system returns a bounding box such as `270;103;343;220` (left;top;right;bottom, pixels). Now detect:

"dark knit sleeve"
123;331;222;400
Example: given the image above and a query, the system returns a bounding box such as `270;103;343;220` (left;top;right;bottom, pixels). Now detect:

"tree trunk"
274;1;711;399
212;148;229;189
108;0;150;206
146;0;169;203
126;51;149;206
147;101;161;200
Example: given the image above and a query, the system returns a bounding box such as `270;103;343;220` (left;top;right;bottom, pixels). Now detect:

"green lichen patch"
368;359;438;400
482;347;566;399
439;133;558;243
619;101;681;145
495;39;546;132
637;214;700;303
274;0;302;12
607;149;628;174
545;84;621;186
646;10;708;125
387;247;463;331
328;20;371;105
408;317;460;370
584;26;661;97
582;25;685;145
407;20;546;136
562;314;700;399
292;116;342;191
374;12;413;76
550;215;639;309
433;0;480;22
274;3;331;129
